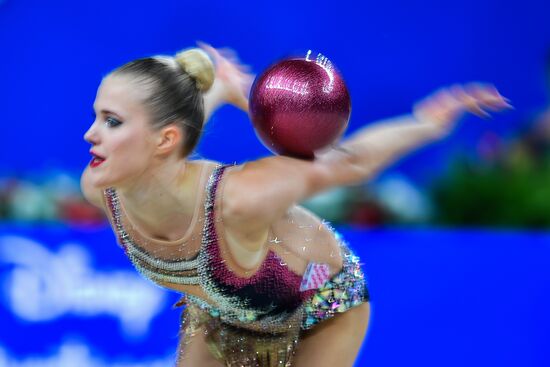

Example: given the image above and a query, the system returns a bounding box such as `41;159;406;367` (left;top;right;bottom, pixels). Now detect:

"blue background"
1;0;549;181
1;0;550;366
1;226;549;366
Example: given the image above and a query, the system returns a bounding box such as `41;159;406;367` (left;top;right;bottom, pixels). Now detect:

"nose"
84;122;99;144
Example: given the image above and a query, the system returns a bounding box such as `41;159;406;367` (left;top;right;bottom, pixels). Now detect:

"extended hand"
198;42;254;111
413;83;513;133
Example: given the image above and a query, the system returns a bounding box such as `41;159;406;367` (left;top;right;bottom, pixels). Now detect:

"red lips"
90;150;106;168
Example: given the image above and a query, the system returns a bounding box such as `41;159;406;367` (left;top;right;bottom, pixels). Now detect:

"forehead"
94;75;150;117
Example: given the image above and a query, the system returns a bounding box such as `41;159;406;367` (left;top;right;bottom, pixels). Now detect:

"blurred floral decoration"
430;107;550;229
0;171;104;225
0;168;432;227
0;165;430;227
301;174;433;228
429;51;550;229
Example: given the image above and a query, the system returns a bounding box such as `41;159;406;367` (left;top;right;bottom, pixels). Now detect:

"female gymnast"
81;44;511;366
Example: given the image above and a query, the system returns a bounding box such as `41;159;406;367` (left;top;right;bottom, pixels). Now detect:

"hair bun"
174;48;215;93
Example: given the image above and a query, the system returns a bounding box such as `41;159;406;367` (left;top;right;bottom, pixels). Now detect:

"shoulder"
189;158;225;174
223;155;323;199
219;156;328;236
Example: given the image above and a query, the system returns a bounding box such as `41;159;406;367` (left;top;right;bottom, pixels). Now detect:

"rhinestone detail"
104;187;201;286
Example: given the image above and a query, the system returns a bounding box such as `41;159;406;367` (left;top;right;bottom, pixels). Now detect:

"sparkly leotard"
104;163;369;367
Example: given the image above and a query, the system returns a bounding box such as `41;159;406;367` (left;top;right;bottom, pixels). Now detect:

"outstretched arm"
223;83;512;238
313;83;512;186
200;43;253;122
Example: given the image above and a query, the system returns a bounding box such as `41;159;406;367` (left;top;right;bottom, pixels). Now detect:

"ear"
155;124;184;156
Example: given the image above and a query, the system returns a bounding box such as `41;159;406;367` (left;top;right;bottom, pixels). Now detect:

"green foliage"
431;152;550;228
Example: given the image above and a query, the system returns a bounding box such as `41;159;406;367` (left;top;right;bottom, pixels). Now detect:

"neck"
115;156;199;241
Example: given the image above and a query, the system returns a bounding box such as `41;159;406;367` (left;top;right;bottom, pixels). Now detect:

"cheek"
110;128;153;154
110;132;155;168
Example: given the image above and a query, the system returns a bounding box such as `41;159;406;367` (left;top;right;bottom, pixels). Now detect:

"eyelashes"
105;116;122;128
91;111;122;128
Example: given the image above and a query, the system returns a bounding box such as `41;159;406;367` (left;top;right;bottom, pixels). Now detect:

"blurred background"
0;0;549;366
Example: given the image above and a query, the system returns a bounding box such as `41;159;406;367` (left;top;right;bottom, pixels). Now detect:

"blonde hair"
174;48;215;93
111;47;216;157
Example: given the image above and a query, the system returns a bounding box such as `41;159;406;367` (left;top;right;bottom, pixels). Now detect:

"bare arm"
313;83;512;186
312;113;444;187
224;83;512;237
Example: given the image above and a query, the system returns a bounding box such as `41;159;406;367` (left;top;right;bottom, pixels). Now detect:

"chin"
88;171;117;190
90;178;111;190
88;163;145;190
97;175;137;191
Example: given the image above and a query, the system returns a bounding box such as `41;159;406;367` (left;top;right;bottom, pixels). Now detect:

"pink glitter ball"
249;53;351;159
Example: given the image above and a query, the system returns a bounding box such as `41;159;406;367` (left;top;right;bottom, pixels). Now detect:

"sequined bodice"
103;164;317;329
196;165;317;326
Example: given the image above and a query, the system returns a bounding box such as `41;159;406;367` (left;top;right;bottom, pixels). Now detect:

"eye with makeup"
105;116;122;128
91;110;123;128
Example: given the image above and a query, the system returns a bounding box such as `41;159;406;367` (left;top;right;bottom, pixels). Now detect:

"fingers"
413;82;513;133
197;41;232;66
196;41;218;60
197;42;247;68
449;84;492;118
430;83;512;120
197;42;254;83
463;83;513;111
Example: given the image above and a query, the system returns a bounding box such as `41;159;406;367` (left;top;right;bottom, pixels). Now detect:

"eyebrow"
93;107;124;119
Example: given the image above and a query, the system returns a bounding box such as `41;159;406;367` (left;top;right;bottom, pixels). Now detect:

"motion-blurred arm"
313;83;512;187
201;43;253;122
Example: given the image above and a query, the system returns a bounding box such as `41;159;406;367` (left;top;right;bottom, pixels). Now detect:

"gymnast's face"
84;74;158;188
